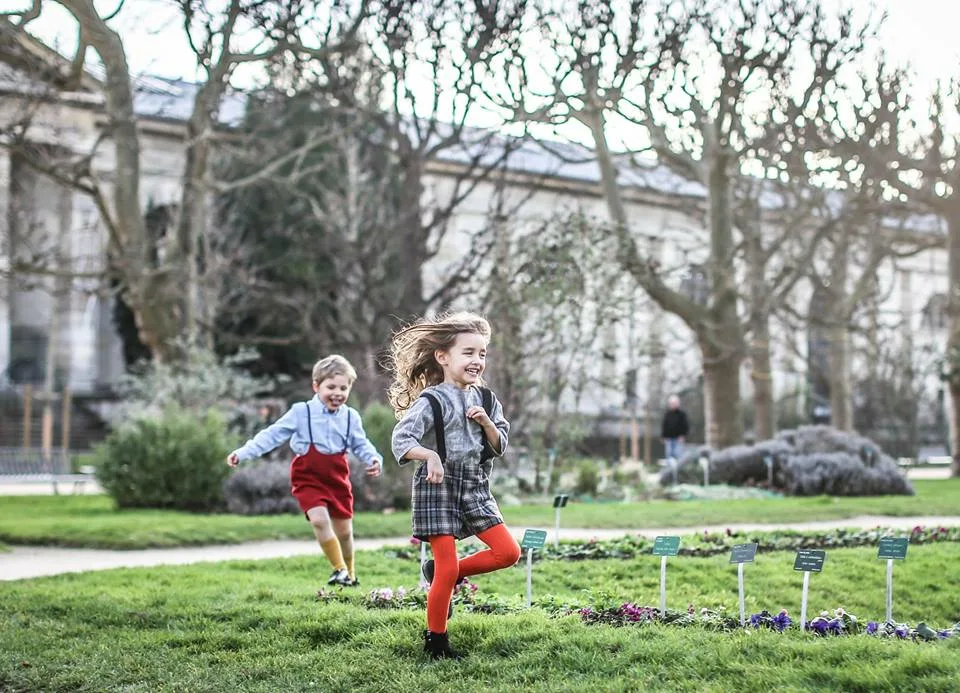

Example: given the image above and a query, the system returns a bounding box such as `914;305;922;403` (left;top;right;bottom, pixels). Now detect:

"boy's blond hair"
312;355;358;384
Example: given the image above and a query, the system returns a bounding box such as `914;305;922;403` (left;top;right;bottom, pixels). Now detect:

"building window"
921;293;948;331
680;264;709;306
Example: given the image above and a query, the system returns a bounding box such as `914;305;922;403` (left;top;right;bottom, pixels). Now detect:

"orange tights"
426;523;521;633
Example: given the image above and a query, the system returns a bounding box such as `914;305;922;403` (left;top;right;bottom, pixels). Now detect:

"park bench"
0;447;96;494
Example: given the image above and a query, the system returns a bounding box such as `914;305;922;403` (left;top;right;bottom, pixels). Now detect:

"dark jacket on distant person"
661;409;690;439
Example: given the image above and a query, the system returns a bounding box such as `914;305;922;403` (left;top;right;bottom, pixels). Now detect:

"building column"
0;151;10;381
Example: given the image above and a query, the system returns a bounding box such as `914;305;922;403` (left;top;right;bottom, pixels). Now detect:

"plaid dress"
392;383;509;540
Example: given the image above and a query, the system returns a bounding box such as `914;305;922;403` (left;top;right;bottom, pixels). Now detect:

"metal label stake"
877;537;908;623
552;495;568;548
793;549;826;631
520;529;547;608
652;536;681;618
729;543;758;627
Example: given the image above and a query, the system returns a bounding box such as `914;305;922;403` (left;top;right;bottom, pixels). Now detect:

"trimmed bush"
659;425;912;497
95;410;235;512
222;461;299;515
574;459;600;496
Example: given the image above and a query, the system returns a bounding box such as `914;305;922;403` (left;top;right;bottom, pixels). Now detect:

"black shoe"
423;630;463;660
421;559;435;584
421;560;454;619
327;568;351;586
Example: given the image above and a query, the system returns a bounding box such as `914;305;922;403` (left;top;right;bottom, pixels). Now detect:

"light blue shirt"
234;396;381;465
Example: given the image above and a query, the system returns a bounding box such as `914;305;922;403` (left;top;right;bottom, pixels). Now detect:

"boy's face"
436;332;487;387
313;374;352;411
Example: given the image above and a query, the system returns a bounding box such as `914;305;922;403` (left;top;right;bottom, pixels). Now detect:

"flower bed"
315;584;960;642
386;526;960;563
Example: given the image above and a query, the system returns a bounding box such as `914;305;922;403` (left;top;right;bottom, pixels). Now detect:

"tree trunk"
744;208;774;442
701;339;744;448
397;153;426;318
703;140;745;448
750;316;775;441
946;210;960;477
54;0;180;361
827;321;853;432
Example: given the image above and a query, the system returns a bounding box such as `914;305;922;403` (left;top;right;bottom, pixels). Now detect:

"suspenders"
304;402;351;453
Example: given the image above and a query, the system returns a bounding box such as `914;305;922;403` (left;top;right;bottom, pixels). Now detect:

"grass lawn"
0;478;957;549
1;544;958;691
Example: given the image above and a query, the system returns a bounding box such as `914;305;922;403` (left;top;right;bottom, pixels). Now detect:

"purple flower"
410;537;422;546
810;618;829;634
828;619;842;635
772;610;792;632
894;626;909;639
396;587;407;599
938;630;952;639
866;621;879;635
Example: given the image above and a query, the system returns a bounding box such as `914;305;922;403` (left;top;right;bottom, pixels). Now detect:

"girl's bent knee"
500;540;522;566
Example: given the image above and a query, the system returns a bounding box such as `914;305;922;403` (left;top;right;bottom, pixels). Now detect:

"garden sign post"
793;550;826;630
419;541;428;590
729;543;758;626
521;529;548;608
652;536;681;618
877;537;908;623
552;494;569;548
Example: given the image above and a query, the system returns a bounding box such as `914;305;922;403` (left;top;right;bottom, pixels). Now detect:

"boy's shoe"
423;630;463;660
347;576;360;587
328;568;352;586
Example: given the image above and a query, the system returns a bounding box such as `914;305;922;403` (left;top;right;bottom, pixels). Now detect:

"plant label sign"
552;494;569;508
793;550;826;573
729;543;758;564
521;529;547;608
521;529;548;551
652;536;681;557
877;537;908;560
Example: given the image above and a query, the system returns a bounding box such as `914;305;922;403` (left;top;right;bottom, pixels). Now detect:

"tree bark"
744;205;774;441
749;316;775;441
946;211;960;477
53;0;180;361
701;339;744;449
827;321;853;432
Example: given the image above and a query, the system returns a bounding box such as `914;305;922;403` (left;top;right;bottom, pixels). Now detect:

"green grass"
0;478;958;549
2;544;959;691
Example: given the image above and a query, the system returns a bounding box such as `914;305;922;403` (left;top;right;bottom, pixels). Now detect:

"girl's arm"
391;398;432;466
347;409;383;467
232;405;299;462
468;391;509;456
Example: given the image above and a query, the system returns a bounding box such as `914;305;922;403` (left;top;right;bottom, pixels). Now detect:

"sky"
11;0;960;132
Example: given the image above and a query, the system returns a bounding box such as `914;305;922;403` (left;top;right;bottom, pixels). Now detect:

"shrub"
659;425;913;497
222;461;299;515
350;403;412;512
95;409;235;511
574;459;600;496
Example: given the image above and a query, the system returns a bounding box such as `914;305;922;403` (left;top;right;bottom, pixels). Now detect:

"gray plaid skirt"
410;459;503;540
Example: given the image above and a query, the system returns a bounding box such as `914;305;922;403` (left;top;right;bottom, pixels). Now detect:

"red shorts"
290;447;353;518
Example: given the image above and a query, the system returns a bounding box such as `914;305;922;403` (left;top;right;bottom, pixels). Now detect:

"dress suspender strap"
342;408;351;454
305;402;314;447
420;392;446;463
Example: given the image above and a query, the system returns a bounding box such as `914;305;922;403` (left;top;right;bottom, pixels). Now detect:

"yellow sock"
345;553;355;579
320;537;346;571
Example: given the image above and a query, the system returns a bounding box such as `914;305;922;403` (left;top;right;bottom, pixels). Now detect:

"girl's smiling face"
313;374;352;411
436;332;487;388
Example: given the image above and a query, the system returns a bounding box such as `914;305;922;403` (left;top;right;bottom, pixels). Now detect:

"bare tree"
1;1;370;362
486;0;878;448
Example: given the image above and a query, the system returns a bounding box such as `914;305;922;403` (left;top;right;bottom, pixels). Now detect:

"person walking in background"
661;394;689;461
